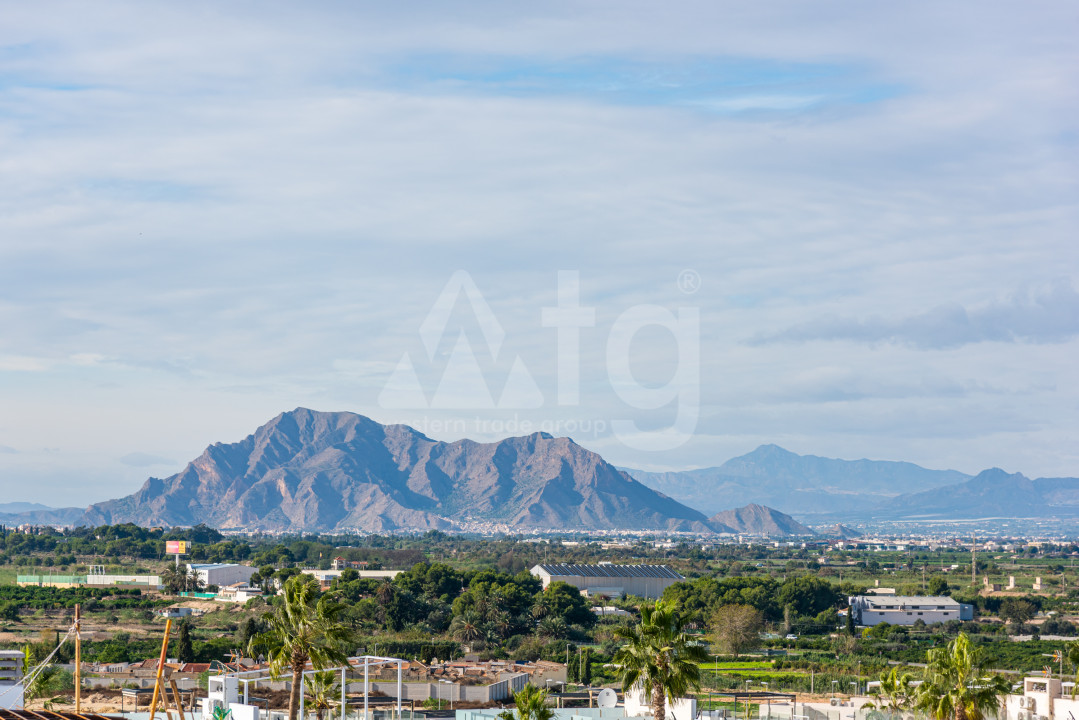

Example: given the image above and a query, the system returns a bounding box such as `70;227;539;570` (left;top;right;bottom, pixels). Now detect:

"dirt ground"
24;689;151;714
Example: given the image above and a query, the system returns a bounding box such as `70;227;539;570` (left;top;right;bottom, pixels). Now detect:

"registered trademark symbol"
677;269;700;294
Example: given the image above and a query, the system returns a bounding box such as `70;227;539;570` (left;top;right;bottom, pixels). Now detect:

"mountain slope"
624;445;970;516
0;506;86;526
708;504;815;536
876;469;1079;519
817;523;863;539
81;408;713;533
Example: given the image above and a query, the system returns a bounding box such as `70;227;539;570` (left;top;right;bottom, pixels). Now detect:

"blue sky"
0;1;1077;506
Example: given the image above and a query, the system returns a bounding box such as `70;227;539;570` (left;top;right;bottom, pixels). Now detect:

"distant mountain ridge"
624;448;1079;522
0;505;85;526
81;409;715;533
876;468;1079;519
708;504;814;536
622;445;971;516
818;523;863;539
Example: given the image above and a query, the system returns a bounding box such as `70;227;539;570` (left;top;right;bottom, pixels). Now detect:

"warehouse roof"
533;564;683;580
854;595;960;608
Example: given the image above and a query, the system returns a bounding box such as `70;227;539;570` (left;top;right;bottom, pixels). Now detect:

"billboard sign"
165;540;188;555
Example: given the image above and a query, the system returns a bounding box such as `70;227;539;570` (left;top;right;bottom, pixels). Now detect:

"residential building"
215;583;263;603
1004;676;1079;720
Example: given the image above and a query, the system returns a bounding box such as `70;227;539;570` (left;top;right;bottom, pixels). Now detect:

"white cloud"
0;355;51;372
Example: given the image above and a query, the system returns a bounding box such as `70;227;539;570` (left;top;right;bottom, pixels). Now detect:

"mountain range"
0;503;85;526
81;409;717;533
625;449;1079;521
622;445;970;516
871;468;1079;520
6;408;1077;534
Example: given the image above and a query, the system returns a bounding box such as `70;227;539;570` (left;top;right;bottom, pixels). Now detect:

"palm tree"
450;611;486;648
531;597;550;621
249;576;353;720
613;599;709;720
871;667;917;716
915;633;1011;720
304;670;340;720
490;610;513;640
1066;640;1079;698
498;684;554;720
538;617;567;639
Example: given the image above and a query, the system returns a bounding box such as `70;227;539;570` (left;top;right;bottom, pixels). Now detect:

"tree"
499;684;553;720
537;616;568;640
177;620;194;663
999;599;1036;626
249;575;353;720
711;604;762;657
846;608;856;636
581;648;592;686
928;577;951;596
542;582;596;627
450;611;486;648
161;564;189;595
1066;640;1079;698
22;644;74;709
613;599;709;720
915;633;1010;720
304;670;340;720
776;575;840;617
872;667;917;713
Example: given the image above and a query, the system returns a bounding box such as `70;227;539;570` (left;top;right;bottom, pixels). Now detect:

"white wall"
860;609;959;625
625;687;697;720
0;683;24;710
199;565;257;587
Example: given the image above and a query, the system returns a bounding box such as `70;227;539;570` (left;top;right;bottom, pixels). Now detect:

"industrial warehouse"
530;563;683;599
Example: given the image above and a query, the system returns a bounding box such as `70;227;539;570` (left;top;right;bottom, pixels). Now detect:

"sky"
0;1;1077;507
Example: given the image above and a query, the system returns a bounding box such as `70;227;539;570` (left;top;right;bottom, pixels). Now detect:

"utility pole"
74;604;81;715
971;536;977;587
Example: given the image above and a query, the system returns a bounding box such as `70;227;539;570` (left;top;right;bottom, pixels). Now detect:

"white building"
1004;676;1079;720
216;583;263;603
190;563;257;588
531;564;683;599
155;607;195;619
848;595;974;626
301;568;401;588
0;650;24;710
86;573;163;589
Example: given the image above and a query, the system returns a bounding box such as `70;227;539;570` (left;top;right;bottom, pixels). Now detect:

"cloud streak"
754;280;1079;349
